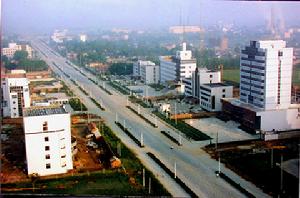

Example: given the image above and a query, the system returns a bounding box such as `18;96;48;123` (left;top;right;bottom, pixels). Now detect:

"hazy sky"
2;0;300;34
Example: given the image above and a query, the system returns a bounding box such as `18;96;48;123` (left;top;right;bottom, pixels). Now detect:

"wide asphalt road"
32;39;270;198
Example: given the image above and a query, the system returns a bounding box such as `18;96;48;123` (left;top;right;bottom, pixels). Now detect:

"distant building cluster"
51;29;69;43
2;42;33;59
169;26;202;34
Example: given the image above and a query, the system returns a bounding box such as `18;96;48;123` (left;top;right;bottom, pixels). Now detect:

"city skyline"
2;0;300;34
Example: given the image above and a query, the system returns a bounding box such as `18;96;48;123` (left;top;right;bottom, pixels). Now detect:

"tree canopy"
13;50;28;61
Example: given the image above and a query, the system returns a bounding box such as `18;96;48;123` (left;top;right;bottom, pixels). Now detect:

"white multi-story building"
133;60;159;84
223;40;300;132
159;42;196;83
240;40;293;110
79;34;87;42
184;67;221;98
51;30;68;43
2;43;33;59
23;106;73;176
140;63;159;84
200;83;233;112
2;77;30;118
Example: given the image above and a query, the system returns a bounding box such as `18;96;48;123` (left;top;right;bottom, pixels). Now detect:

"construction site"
204;138;299;198
1;113;169;196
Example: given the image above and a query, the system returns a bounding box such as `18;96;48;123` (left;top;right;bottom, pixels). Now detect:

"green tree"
108;63;133;75
13;50;28;61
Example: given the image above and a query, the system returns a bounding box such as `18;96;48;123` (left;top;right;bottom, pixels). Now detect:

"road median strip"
160;131;181;146
216;171;255;198
115;121;144;148
146;152;198;197
90;97;105;111
153;111;211;141
126;106;157;128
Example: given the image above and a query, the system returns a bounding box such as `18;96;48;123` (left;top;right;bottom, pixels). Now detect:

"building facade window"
45;154;50;159
46;163;51;169
45;137;49;142
45;146;50;151
43;122;48;131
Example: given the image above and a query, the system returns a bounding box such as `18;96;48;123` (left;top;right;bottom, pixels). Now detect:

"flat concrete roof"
23;106;67;117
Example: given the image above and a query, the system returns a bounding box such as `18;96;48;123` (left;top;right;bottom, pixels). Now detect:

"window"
45;146;50;151
46;163;51;169
45;137;49;142
43;122;48;131
45;154;50;159
222;94;226;98
61;154;66;158
209;75;213;78
222;89;225;92
278;51;283;56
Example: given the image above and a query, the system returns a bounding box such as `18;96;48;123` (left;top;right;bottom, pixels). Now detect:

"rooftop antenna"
199;0;204;50
179;7;183;44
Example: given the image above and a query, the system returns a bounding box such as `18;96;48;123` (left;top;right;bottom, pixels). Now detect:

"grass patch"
69;98;87;111
108;81;130;95
129;95;152;108
147;152;197;197
153;111;211;141
61;81;74;97
90;97;105;111
148;84;165;91
222;67;300;86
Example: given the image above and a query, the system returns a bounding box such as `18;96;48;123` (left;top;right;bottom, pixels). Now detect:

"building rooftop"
202;83;231;88
23;106;68;117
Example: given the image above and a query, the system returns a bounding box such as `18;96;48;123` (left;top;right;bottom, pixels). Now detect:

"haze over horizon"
2;0;300;34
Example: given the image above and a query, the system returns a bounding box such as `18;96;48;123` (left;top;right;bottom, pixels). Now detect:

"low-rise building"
183;67;221;98
2;77;30;118
2;43;33;59
23;106;73;176
200;83;233;112
133;60;159;84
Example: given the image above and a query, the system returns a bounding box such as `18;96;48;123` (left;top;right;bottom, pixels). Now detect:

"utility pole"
143;168;145;187
218;153;221;174
148;177;151;194
117;142;121;156
174;161;177;179
138;104;141;115
87;110;90;124
175;102;177;125
280;154;283;193
215;132;218;150
178;133;182;146
141;132;144;147
271;148;274;168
